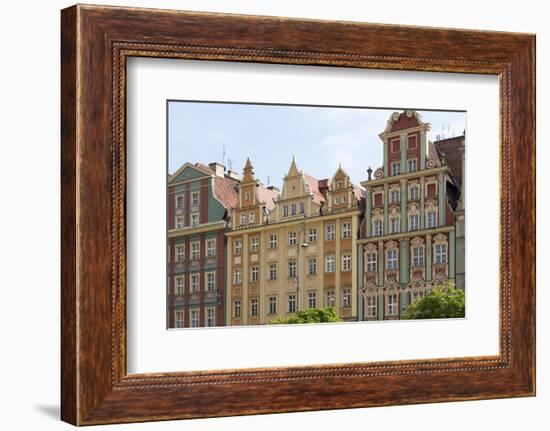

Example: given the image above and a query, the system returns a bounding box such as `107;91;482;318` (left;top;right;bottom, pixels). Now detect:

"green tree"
268;307;343;324
402;283;465;320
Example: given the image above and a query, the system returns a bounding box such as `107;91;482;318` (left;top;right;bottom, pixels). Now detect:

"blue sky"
168;101;465;187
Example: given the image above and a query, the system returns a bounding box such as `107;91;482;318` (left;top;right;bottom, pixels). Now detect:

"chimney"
209;162;225;177
227;170;241;181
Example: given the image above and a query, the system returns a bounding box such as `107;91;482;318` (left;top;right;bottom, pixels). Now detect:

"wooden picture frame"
61;4;535;426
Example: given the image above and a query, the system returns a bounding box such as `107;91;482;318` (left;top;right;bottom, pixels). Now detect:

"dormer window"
337;181;344;189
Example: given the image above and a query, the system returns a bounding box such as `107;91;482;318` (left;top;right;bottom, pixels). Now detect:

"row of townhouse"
166;110;465;328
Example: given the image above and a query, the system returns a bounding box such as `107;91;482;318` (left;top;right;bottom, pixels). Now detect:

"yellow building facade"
226;158;362;325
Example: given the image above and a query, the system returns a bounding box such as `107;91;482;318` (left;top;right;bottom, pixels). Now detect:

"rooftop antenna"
267;175;271;186
222;143;226;167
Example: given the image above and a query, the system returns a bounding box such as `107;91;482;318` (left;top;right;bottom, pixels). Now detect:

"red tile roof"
258;185;279;211
303;173;326;205
213;175;239;212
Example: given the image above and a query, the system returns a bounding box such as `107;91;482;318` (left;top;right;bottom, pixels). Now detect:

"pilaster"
400;133;408;173
400;179;407;232
426;234;433;282
365;188;372;237
438;172;446;226
383;183;389;235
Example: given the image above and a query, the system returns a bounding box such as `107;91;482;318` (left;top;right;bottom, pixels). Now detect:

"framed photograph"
61;4;535;425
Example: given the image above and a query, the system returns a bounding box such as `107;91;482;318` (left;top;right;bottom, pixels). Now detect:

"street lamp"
295;214;309;312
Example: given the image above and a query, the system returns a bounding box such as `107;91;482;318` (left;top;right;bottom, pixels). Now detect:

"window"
408;135;417;150
233;300;241;318
206;271;216;291
386;249;398;269
308;228;317;243
190;241;200;260
308;257;317;275
391;162;401;176
190;274;200;293
409;186;419;200
174;310;184;328
374;193;383;206
337;180;344;189
174;275;184;295
299;202;305;214
342;288;351;308
387;294;398;315
290;203;297;216
366;297;377;317
413;290;425;303
268;296;277;314
288;295;297;313
326;223;335;240
427;183;437;197
407;159;417;172
288;231;297;245
390;217;400;234
175;244;185;262
334;196;340;205
269;234;277;248
325;255;335;273
191;191;200;206
427;211;437;228
288;260;297;278
409;214;419;231
233;268;242;284
435;243;448;264
268;263;277;280
390;189;400;203
283;205;288;217
206;239;216;257
373;220;383;237
325;289;335;307
234;239;242;255
342;221;351;239
249;211;255;224
342;253;351;272
176;194;184;209
245;191;250;202
190;309;200;328
391;139;400;153
240;212;246;225
366;253;377;272
413;246;424;267
250;266;259;283
308;292;317;309
175;216;184;229
191;213;199;227
250;236;259;252
206;307;216;327
250;298;258;317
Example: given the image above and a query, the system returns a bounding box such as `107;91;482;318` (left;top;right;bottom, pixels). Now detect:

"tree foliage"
268;307;343;324
402;284;465;320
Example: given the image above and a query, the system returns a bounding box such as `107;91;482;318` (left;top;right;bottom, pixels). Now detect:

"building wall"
358;111;460;321
167;164;228;328
226;212;360;325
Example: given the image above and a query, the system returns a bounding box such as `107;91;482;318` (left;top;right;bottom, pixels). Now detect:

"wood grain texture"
60;4;536;426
